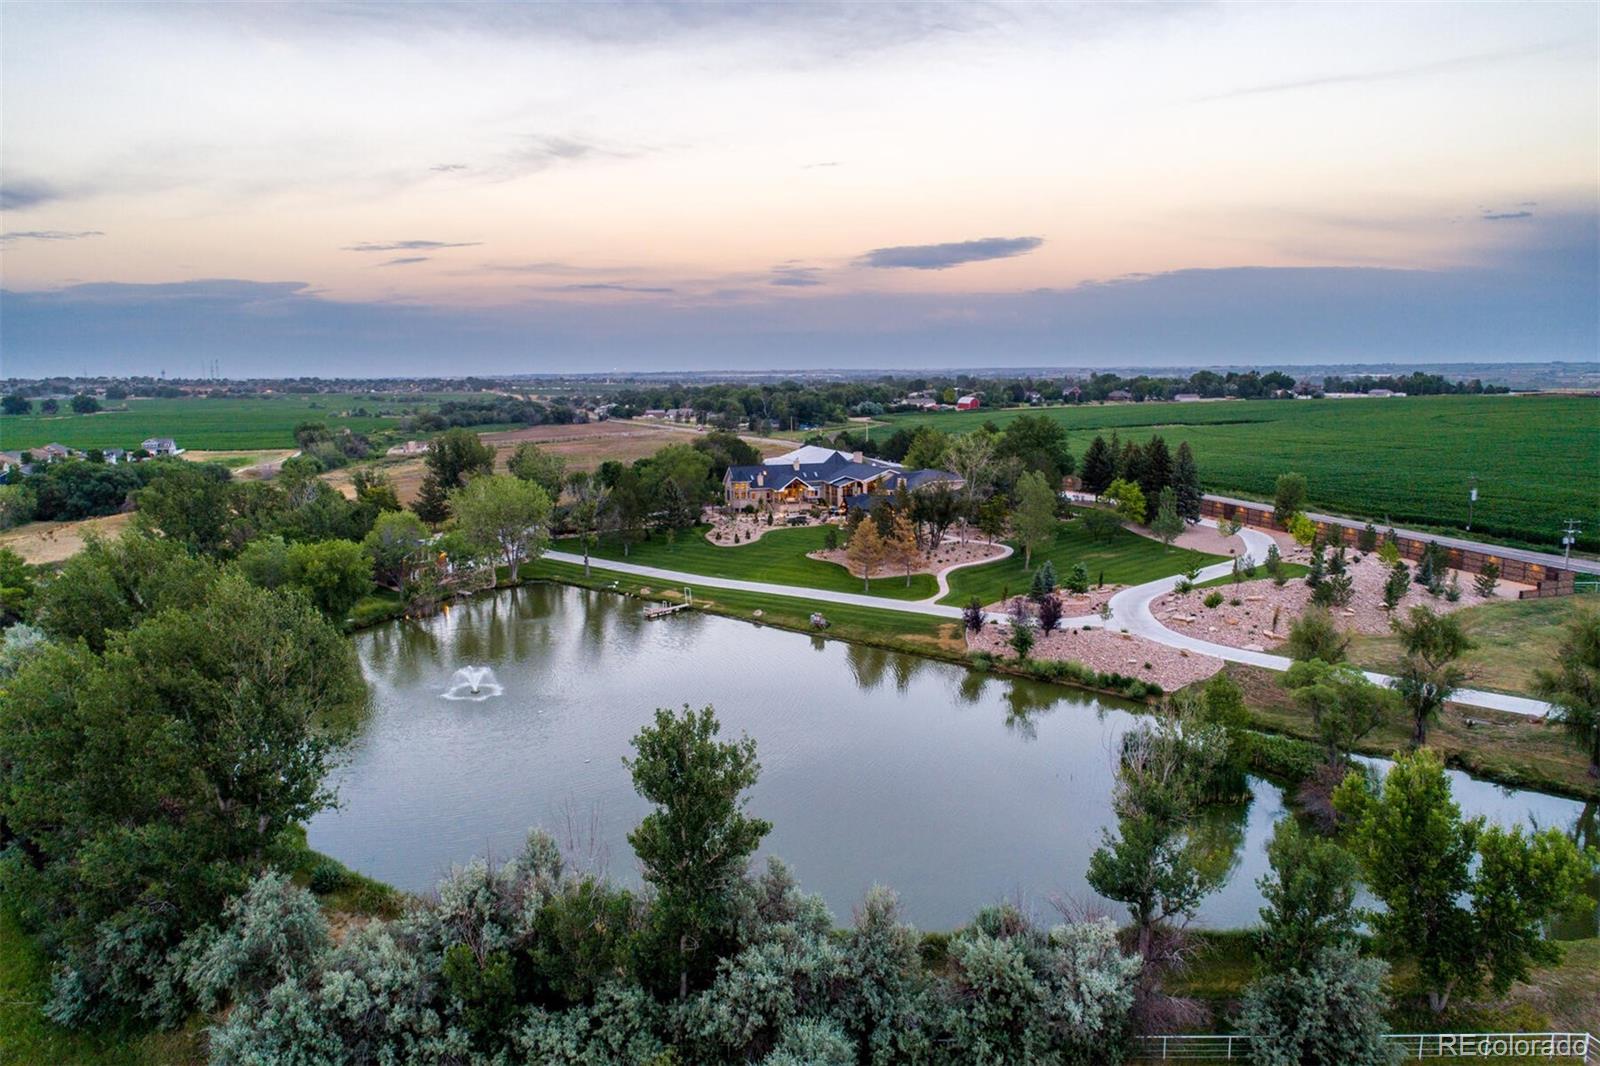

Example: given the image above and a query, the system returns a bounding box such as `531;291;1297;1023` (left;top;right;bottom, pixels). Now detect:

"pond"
307;584;1598;934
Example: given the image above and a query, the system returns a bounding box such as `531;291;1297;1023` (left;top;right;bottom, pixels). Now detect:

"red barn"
955;394;980;410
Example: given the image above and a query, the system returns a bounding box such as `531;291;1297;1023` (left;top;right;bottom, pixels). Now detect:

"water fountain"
442;665;504;702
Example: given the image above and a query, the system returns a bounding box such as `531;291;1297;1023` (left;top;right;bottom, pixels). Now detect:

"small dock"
644;587;695;620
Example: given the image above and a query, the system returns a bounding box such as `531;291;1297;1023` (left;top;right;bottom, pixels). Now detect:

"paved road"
543;525;1554;718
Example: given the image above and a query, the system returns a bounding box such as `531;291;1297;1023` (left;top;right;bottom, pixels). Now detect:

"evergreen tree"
412;471;452;527
1117;439;1147;493
1138;435;1173;505
1473;560;1500;598
1305;543;1326;588
1264;543;1285;585
1029;560;1057;600
1079;435;1116;496
1357;522;1379;552
1172;441;1202;523
1382;562;1411;611
1151;486;1184;549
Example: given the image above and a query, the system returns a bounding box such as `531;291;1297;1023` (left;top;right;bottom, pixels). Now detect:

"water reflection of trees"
845;644;890;691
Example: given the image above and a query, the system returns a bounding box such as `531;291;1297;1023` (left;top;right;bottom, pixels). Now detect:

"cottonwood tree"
1254;819;1361;973
1273;472;1308;524
1533;611;1600;777
1012;469;1058;567
564;471;610;577
361;510;431;591
1282;659;1396;765
1389;605;1470;744
625;705;771;999
450;475;552;584
507;442;568;501
1333;749;1592;1015
0;574;363;1024
945;430;996;542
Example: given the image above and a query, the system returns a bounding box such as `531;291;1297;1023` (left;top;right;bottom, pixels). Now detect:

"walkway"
920;540;1014;603
542;522;1554;718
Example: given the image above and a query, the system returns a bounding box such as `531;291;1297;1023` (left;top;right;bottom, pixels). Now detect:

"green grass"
0;903;202;1066
1348;595;1595;698
939;515;1224;606
0;392;482;452
569;524;940;601
869;395;1600;552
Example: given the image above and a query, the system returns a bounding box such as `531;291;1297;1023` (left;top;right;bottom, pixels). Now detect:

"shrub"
1008;623;1035;660
1237;944;1398;1066
1203;590;1225;609
962;596;985;633
1037;594;1063;632
1067;562;1090;594
1357;522;1379;552
1287;512;1317;547
1286;606;1348;663
185;872;331;1011
308;859;347;895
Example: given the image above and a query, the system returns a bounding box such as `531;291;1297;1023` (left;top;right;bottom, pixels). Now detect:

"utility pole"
1466;473;1477;530
1561;518;1580;568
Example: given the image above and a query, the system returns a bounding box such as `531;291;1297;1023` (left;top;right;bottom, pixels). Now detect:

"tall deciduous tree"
1334;749;1592;1015
507;442;568;501
1254;818;1361;972
945;430;996;542
1273;472;1308;524
1282;658;1394;763
886;508;920;587
625;705;770;999
1533;611;1600;777
995;414;1074;485
450;475;552;584
1011;470;1057;568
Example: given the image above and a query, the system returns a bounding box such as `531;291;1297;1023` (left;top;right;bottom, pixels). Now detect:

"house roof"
763;445;900;469
727;453;898;489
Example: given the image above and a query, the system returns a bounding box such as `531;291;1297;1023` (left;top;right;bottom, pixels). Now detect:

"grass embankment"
940;514;1223;606
869;394;1598;553
572;524;940;600
1167;930;1600;1060
1349;596;1594;699
1194;562;1311;590
1223;663;1600;800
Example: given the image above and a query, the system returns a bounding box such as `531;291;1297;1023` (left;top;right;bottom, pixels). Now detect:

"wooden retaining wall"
1198;498;1574;594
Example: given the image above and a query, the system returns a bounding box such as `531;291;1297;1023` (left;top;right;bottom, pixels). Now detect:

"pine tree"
1305;543;1326;588
1383;562;1411;611
1139;436;1173;504
1172;441;1202;523
1080;435;1115;496
1118;440;1147;495
412;472;452;527
1474;560;1499;598
1357;522;1378;552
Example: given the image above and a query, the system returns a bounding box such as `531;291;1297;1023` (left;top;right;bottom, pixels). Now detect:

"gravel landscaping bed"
1152;551;1525;652
966;621;1225;691
810;538;1008;578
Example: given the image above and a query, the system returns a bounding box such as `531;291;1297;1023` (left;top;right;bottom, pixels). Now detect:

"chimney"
793;459;801;471
852;450;864;464
757;471;765;487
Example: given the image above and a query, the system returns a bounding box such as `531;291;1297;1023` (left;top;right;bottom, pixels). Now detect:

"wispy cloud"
558;282;675;294
856;236;1043;270
343;239;481;252
1481;206;1535;221
379;256;430;266
430;163;468;172
770;264;824;287
1198;41;1571;102
0;180;68;211
0;229;104;244
802;161;841;169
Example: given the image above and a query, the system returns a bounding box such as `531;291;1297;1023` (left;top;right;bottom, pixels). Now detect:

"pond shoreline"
345;561;1600;803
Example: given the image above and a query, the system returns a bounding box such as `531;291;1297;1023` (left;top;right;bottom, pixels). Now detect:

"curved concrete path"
920;540;1014;604
544;523;1552;718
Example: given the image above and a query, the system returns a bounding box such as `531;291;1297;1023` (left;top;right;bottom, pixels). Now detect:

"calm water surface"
307;584;1597;932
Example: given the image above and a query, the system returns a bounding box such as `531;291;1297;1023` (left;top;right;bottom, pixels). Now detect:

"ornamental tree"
449;474;552;584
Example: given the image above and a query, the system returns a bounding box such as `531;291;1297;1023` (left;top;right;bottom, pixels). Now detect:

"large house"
141;437;180;456
723;447;962;510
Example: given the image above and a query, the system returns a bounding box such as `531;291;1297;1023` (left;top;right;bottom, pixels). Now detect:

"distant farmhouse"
955;394;981;411
723;446;962;511
141;437;181;456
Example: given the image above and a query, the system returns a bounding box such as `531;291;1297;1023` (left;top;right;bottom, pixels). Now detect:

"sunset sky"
2;1;1596;376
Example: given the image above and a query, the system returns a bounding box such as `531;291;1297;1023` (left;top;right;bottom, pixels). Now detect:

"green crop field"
0;392;479;452
570;524;940;600
870;394;1600;551
939;515;1224;606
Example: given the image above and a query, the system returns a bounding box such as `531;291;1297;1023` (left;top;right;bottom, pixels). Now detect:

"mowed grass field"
870;394;1600;551
939;514;1224;605
0;392;484;452
571;525;941;600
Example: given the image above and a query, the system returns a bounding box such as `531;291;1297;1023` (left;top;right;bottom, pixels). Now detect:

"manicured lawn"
1348;595;1596;698
527;557;963;656
0;903;202;1066
571;525;940;600
939;516;1224;606
869;394;1599;552
1195;562;1311;589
